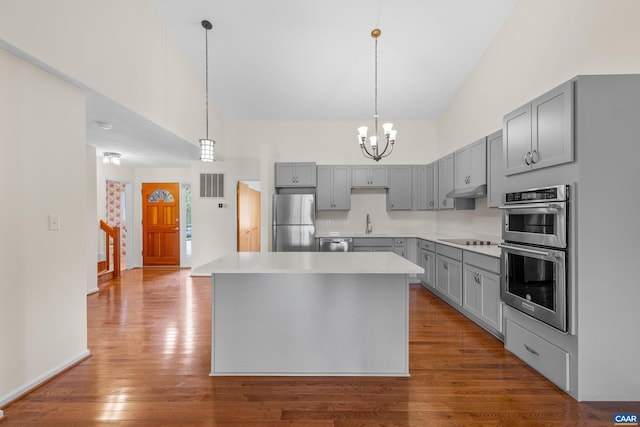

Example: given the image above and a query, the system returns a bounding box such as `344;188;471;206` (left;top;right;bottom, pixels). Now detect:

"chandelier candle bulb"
383;123;394;135
370;136;378;147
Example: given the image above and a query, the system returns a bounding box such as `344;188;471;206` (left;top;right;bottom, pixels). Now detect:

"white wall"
0;0;207;147
191;158;261;269
0;49;89;406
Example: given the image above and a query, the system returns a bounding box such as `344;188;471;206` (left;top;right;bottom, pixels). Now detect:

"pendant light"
199;19;216;162
357;29;397;162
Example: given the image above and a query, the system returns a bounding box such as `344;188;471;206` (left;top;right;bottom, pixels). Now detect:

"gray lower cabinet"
387;166;413;210
419;240;436;288
462;252;502;335
435;244;463;306
505;319;569;391
316;165;351;210
353;237;394;252
393;238;407;258
486;130;503;208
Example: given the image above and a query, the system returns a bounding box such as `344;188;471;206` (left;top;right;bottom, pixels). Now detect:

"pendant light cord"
204;25;210;139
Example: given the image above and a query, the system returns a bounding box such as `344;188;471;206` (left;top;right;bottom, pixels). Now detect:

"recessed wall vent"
200;173;224;198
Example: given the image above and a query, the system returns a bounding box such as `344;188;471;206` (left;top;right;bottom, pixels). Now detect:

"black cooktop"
440;238;494;246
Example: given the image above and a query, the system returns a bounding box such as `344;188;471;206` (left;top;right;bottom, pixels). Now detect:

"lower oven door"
499;243;567;332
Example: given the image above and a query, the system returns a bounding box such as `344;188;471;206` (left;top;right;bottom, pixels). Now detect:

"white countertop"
315;231;502;258
195;251;424;275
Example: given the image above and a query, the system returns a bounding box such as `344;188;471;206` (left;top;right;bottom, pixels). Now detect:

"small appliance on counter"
272;194;316;251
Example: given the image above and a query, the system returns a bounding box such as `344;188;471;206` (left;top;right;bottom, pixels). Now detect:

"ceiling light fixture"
103;152;121;165
96;121;112;130
357;28;397;162
199;19;216;162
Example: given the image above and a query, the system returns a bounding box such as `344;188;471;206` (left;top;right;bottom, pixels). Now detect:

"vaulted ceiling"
88;0;518;166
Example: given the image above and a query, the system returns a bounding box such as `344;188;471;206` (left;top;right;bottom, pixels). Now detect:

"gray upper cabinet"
275;162;317;187
487;130;503;208
316;165;351;210
503;80;574;176
351;165;389;188
415;165;428;210
416;164;438;211
387;165;413;210
454;138;487;190
438;155;455;210
426;162;438;210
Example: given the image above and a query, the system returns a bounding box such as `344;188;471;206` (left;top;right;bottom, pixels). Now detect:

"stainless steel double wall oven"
499;185;570;332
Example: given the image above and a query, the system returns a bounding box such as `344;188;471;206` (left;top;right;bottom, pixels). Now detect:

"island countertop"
197;251;424;275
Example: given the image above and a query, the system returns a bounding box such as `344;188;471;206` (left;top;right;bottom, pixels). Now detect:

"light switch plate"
48;214;61;231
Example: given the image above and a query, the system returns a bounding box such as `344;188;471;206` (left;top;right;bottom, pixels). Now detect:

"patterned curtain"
106;180;127;258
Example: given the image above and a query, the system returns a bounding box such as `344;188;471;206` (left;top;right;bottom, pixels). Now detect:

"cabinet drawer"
420;240;436;251
353;237;394;247
436;243;463;261
505;319;569;391
464;251;500;274
394;238;405;246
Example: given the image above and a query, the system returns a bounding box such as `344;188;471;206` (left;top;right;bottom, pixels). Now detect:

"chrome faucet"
366;214;373;234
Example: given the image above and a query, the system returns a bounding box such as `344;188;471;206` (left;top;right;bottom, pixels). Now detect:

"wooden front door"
142;183;180;266
237;182;261;252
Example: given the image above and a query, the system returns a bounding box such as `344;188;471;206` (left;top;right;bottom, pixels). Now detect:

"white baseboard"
0;349;90;408
87;287;99;295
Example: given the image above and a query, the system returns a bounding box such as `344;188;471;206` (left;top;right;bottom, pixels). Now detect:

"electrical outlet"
48;214;61;231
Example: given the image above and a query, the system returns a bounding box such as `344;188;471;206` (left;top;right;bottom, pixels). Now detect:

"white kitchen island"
198;252;423;376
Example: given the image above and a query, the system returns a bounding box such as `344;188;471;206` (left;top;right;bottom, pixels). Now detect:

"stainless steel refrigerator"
272;194;316;251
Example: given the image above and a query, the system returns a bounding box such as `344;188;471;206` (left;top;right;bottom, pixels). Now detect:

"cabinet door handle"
531;149;539;164
524;344;540;356
443;261;448;270
524;151;532;166
443;199;447;206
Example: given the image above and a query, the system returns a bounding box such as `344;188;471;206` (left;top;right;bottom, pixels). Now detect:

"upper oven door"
499;201;567;248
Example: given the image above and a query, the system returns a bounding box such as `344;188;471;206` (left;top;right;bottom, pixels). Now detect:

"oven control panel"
505;184;568;204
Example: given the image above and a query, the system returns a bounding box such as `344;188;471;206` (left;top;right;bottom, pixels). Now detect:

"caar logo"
614;414;638;426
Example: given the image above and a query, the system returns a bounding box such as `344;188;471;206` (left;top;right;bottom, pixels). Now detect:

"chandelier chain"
374;36;378;140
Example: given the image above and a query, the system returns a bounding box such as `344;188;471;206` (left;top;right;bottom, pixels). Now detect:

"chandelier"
357;28;397;162
199;19;216;162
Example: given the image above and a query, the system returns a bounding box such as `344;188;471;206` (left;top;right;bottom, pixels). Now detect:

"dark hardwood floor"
2;268;637;426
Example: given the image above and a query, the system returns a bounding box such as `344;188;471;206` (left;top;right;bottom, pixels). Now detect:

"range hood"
445;184;487;199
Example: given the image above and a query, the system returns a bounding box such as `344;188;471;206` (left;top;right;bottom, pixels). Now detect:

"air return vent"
200;173;224;198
